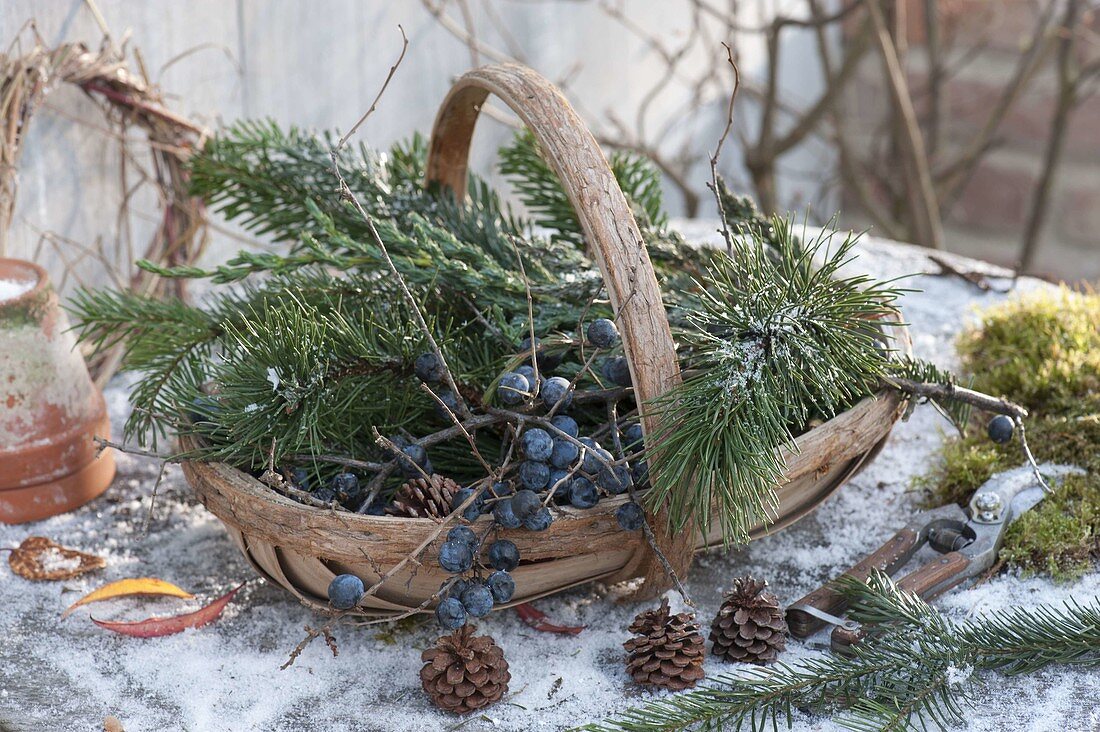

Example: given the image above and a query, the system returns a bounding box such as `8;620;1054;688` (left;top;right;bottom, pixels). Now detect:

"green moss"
914;439;1005;508
1001;474;1099;581
957;287;1100;415
918;286;1100;578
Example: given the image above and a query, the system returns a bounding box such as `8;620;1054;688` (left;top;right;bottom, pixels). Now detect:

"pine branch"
645;216;904;543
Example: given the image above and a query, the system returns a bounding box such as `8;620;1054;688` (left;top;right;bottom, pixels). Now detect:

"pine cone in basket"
420;625;510;714
624;598;706;690
386;474;461;518
710;575;788;665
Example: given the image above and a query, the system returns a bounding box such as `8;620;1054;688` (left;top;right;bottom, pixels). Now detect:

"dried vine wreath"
0;28;210;382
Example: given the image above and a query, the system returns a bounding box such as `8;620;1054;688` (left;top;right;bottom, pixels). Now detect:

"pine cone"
624;598;706;690
386;474;460;518
710;576;788;665
420;625;510;714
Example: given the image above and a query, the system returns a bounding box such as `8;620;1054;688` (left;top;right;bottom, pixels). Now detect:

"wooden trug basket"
182;64;909;617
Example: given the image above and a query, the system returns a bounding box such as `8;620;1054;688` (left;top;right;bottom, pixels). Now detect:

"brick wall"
843;1;1099;283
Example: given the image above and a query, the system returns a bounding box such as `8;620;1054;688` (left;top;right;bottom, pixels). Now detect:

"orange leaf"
62;578;194;619
8;536;106;581
91;584;243;638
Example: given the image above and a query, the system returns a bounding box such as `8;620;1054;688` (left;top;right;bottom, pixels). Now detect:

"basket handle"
426;64;691;596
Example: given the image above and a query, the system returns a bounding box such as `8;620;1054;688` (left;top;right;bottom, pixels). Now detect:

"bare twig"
1019;0;1082;274
865;0;943;251
328;28;469;423
93;436;175;462
1015;416;1052;494
709;44;739;253
419;384;496;477
335;26;408;150
883;377;1028;420
290;454;385;472
607;400;694;608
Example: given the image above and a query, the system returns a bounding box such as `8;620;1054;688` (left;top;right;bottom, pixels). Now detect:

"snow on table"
2;228;1097;732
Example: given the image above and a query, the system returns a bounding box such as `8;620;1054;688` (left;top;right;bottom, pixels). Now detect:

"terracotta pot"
0;258;115;523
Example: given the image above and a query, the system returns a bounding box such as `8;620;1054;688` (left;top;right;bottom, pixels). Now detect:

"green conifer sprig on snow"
581;572;1100;732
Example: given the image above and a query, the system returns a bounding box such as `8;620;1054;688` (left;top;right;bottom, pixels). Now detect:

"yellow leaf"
62;577;194;619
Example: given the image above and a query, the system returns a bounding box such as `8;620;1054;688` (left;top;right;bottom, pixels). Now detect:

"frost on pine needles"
646;219;904;545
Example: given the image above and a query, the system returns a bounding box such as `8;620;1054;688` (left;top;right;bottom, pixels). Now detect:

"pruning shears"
786;466;1054;652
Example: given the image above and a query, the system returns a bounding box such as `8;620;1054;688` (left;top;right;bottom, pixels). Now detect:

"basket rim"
185;389;895;516
182;382;905;558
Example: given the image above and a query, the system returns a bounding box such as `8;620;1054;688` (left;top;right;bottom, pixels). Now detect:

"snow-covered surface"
2;227;1098;732
0;276;35;302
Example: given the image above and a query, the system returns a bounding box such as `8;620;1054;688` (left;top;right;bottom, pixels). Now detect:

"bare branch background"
423;0;1100;277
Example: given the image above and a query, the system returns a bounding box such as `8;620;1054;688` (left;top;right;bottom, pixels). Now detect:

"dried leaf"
91;584;243;638
8;536;106;581
62;577;194;619
514;602;585;635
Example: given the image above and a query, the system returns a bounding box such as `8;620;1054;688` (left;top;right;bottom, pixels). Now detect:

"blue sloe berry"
487;539;520;571
510;489;541;520
569;477;599;509
548;469;571;492
438;540;474;573
551;415;579;439
447;525;479;549
434;390;460;420
451;488;484;522
987;415;1014;444
616;502;645;531
498;372;530;405
312;486;337;504
486;571;515;604
632;460;650;488
399;444;429;479
436;596;467;630
493;499;522;529
598;464;633;495
521;428;554;461
523;507;553;531
623;423;644;450
490;481;515;498
548;471;572;504
291;467;311;491
582;445;613;474
384;435;410;457
587;318;620;349
188;395;221;426
460;584;495;618
519;460;551;491
550;439;580;469
540;376;574;411
330;473;361;502
447;577;472;599
414;352;444;383
516;364;537;384
601;356;632;387
327;574;365;610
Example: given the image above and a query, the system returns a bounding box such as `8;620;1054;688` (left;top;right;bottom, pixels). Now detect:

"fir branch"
499;130;674;248
582;573;1100;732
